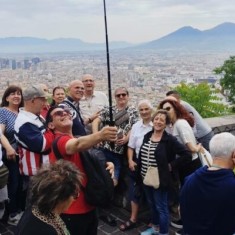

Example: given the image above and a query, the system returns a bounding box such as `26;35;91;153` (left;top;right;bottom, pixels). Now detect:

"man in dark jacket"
180;132;235;235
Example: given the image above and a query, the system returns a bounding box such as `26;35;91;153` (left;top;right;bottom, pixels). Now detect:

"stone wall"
205;114;235;135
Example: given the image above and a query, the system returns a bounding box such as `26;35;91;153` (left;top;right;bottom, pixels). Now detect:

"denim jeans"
101;148;122;180
143;185;169;235
4;159;22;214
197;131;214;151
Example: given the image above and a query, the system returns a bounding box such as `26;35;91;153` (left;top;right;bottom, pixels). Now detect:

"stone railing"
205;114;235;135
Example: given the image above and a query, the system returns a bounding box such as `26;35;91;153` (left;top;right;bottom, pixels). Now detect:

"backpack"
52;136;114;208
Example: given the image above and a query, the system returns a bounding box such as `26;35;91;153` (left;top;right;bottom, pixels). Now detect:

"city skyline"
0;0;235;44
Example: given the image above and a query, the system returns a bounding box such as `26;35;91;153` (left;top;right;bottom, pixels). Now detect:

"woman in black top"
16;160;82;235
139;109;191;235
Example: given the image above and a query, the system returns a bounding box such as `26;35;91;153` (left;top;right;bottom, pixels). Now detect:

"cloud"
0;0;234;43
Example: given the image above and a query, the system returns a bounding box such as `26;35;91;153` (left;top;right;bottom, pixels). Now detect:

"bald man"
59;80;86;136
80;74;108;134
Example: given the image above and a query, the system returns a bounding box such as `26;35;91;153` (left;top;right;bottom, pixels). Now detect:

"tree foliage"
214;56;235;104
174;82;230;118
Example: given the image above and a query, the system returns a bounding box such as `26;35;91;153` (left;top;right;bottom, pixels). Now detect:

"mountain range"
139;22;235;52
0;22;235;53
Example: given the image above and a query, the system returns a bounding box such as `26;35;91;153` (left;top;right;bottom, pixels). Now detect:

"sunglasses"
115;93;127;98
51;109;72;118
163;107;172;111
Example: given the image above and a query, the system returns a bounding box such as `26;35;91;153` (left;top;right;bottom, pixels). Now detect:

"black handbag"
0;164;9;189
114;108;130;126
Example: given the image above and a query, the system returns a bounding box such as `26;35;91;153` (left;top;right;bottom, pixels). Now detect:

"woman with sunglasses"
16;160;83;235
92;87;139;186
159;99;202;185
158;99;203;234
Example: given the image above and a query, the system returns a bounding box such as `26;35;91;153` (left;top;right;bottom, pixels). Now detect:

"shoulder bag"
143;144;160;189
198;148;213;167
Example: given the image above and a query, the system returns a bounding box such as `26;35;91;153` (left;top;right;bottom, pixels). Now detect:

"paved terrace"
0;206;179;235
1;114;235;235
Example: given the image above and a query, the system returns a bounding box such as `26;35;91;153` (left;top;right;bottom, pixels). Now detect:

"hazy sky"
1;0;234;43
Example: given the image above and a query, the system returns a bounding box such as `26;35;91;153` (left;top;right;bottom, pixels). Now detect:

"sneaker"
7;212;23;226
140;227;159;235
171;219;183;229
175;228;184;235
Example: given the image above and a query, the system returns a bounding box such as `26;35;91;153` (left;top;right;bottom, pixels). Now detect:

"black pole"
103;0;114;126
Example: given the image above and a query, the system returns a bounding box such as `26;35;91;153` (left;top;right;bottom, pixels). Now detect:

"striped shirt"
14;108;55;176
140;140;158;178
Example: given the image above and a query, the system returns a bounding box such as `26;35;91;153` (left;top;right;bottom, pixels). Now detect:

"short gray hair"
210;132;235;159
138;99;153;110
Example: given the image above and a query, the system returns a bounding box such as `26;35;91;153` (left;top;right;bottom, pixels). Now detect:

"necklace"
86;96;92;108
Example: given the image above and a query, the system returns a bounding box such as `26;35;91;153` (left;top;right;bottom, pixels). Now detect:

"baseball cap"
23;84;49;101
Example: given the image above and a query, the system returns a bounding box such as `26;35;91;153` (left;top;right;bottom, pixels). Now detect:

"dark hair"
152;109;171;125
166;90;180;97
158;99;195;127
114;87;129;96
31;160;83;215
1;85;24;108
45;105;60;127
50;86;66;106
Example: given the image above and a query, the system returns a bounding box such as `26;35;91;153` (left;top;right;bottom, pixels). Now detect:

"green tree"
214;56;235;103
174;82;230;118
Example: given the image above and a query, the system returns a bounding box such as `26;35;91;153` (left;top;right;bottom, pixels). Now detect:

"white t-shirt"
128;119;153;157
173;119;198;160
80;91;109;119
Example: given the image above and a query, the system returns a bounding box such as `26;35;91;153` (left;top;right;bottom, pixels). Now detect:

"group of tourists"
0;73;234;235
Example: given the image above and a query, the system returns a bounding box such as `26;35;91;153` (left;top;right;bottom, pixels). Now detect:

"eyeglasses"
51;109;72;118
163;107;172;111
115;93;127;98
82;79;94;83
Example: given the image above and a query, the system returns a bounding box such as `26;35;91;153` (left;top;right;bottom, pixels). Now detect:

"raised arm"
65;125;117;154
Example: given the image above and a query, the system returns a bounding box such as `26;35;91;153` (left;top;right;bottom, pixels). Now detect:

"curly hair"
158;99;195;127
30;160;83;215
45;105;60;127
1;85;24;108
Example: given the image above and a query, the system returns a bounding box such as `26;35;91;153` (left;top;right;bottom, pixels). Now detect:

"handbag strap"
146;140;152;167
202;152;212;167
